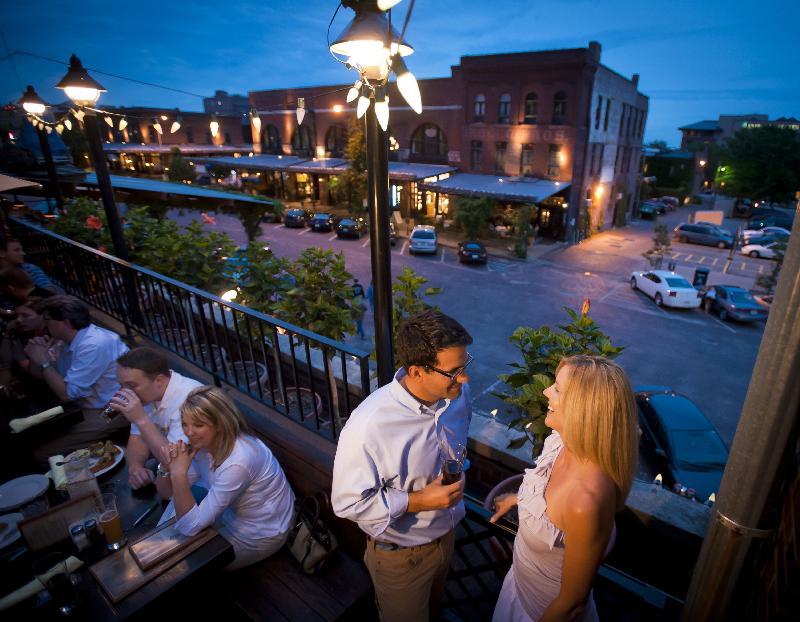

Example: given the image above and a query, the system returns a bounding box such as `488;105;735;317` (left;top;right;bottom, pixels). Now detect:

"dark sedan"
309;213;337;232
702;285;768;322
336;218;366;239
457;240;488;264
283;208;312;228
635;388;728;502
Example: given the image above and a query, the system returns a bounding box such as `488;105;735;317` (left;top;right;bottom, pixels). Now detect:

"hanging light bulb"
377;0;403;9
55;124;64;135
19;85;47;115
391;54;422;114
356;86;371;119
152;118;163;135
118;118;127;131
64;118;72;131
74;109;85;122
296;97;306;125
104;116;114;127
170;115;182;133
209;113;219;138
250;108;261;134
374;87;390;131
346;80;362;103
45;125;53;134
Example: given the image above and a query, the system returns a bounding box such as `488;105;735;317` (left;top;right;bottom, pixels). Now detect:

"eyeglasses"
427;353;474;381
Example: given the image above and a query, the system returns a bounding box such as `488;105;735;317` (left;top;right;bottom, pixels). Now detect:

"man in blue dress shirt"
332;309;473;621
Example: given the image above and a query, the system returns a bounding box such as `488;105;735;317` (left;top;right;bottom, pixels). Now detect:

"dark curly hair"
396;309;472;369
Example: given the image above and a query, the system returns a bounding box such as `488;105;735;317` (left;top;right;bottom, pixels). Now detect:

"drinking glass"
97;493;126;551
440;440;466;485
32;552;77;616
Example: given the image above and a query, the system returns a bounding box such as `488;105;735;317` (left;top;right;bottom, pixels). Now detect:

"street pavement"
169;205;769;450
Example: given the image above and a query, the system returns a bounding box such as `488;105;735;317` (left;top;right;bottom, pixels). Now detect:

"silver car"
409;225;438;254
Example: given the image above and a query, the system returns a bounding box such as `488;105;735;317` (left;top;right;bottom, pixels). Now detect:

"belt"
367;534;441;552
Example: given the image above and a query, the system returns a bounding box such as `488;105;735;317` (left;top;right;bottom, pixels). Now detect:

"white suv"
409;225;438;254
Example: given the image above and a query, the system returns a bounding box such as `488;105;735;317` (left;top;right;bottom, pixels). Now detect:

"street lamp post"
330;0;421;386
19;86;64;213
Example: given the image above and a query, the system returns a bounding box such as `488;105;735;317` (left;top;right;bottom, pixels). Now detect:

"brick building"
248;41;648;240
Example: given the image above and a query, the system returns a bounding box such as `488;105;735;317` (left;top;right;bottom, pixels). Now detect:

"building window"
410;123;448;163
520;143;534;176
291;124;314;157
495;142;507;173
224;131;231;145
598;144;605;175
149;125;160;144
325;125;347;157
262;125;282;154
619;104;627;137
186;127;194;143
473;94;485;122
595;95;603;130
523;93;538;124
547;144;561;177
206;130;213;145
498;94;511;124
470;140;482;170
552;91;567;124
603;99;611;131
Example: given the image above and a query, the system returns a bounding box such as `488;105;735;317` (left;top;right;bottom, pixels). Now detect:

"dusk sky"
2;0;797;146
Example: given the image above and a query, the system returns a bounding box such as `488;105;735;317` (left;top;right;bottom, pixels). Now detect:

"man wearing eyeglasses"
332;309;473;622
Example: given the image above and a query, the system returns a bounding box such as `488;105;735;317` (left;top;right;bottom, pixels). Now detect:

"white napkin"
9;406;64;433
46;455;68;490
0;555;83;610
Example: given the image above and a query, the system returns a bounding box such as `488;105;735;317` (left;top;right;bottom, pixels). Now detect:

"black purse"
287;492;338;574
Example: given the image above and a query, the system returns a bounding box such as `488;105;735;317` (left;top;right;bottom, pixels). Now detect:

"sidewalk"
435;227;566;262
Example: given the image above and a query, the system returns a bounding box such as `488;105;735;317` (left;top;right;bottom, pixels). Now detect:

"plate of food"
65;441;125;477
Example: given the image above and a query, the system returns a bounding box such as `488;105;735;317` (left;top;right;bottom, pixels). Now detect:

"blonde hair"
557;355;638;510
180;386;249;469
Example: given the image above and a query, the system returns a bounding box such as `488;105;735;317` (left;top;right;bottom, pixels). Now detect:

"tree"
340;115;367;214
166;147;195;182
756;239;788;293
642;222;672;268
453;196;493;239
513;204;533;258
647;140;668;151
718;126;800;202
60;126;89;167
493;306;624;457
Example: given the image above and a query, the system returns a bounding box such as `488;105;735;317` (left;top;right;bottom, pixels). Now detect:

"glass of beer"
32;552;77;615
440;440;467;485
98;493;126;551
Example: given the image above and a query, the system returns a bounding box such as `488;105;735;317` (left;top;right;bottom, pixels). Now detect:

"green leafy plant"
341;115;366;214
493;306;624;457
238;245;294;316
513;204;533;258
642;222;672;268
392;266;442;336
166;147;195;183
453;196;493;239
52;197;111;250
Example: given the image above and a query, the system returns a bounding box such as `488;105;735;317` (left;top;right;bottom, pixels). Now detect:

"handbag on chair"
287;492;338;574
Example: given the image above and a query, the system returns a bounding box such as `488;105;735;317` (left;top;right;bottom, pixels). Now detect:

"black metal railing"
10;217;372;441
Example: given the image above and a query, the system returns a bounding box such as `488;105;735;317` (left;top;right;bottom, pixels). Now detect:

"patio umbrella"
0;173;41;193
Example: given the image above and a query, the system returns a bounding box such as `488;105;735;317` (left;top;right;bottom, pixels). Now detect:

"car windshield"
729;291;754;303
463;243;482;251
665;277;692;288
413;231;436;240
670;430;728;470
315;214;330;219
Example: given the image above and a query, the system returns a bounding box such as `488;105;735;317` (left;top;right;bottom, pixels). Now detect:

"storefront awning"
287;158;349;175
103;143;252;155
81;173;272;205
388;162;458;181
198;155;308;171
0;173;41;193
418;173;570;203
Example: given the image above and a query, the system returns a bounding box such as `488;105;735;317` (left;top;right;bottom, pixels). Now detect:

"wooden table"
0;458;234;620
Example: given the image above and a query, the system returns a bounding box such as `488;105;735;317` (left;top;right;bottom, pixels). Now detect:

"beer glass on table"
98;493;126;551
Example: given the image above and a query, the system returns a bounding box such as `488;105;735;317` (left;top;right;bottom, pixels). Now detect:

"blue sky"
2;0;797;146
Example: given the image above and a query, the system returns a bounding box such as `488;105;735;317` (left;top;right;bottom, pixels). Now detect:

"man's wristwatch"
156;463;171;478
39;361;52;372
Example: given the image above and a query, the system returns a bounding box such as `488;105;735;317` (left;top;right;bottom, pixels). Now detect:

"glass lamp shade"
56;54;106;105
19;85;47;114
330;4;412;71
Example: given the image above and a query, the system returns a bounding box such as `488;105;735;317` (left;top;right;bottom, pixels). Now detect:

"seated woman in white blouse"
158;385;295;570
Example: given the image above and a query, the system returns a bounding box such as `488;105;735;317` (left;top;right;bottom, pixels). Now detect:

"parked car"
702;285;768;322
742;226;790;244
409;225;438;254
335;217;366;239
309;213;337;232
660;196;680;211
457;240;488;264
638;201;663;219
630;270;702;309
673;223;734;248
740;239;783;259
635;387;729;502
283;208;312;228
747;208;795;231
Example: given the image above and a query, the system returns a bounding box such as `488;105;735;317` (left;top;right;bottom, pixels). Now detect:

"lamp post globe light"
330;0;422;385
18;85;64;212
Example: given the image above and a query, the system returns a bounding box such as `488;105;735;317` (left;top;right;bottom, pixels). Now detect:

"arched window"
473;94;485;122
552;91;567;124
524;93;538;124
498;94;511;124
325;125;348;157
291;124;314;157
410;124;448;163
261;125;282;154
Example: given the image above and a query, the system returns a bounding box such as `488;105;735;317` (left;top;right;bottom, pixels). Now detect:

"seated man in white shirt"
107;347;202;490
23;295;129;461
332;309;473;622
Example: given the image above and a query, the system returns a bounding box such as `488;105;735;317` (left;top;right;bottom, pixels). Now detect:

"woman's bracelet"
156;463;171;478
